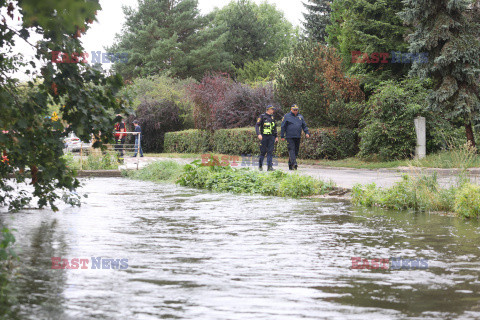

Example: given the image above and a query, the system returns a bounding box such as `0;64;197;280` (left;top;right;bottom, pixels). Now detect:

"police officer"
255;105;278;171
281;104;310;170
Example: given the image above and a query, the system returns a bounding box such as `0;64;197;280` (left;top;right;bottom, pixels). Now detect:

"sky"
81;0;306;59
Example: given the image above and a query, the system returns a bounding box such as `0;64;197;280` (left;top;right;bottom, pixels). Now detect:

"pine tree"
108;0;231;80
399;0;480;147
302;0;332;43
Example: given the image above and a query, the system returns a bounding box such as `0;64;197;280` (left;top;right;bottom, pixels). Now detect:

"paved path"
120;157;480;190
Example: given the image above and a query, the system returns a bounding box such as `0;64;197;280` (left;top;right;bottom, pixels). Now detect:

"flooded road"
2;178;480;319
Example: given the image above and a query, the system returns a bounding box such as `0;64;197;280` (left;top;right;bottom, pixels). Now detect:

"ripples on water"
1;178;480;319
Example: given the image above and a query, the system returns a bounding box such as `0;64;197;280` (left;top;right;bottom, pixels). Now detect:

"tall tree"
109;0;232;80
0;0;124;212
399;0;480;147
327;0;409;93
302;0;332;43
274;42;364;127
212;0;297;69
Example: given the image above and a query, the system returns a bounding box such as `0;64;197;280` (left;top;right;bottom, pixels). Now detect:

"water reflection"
1;178;480;319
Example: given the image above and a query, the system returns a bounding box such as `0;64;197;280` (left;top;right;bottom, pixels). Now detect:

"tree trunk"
465;122;476;148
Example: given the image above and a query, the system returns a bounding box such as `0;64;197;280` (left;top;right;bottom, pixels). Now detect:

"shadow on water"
1;217;69;319
1;178;479;319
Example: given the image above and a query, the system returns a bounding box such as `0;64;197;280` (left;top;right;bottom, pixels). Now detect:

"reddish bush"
189;73;280;131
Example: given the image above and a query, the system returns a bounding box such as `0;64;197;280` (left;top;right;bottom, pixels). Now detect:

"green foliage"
352;173;458;213
327;0;409;92
0;0;125;211
164;129;212;153
455;183;480;219
120;75;195;112
399;0;480;146
108;0;232;80
410;142;480;169
62;152;119;170
0;226;16;316
165;127;359;160
274;41;364;127
124;160;183;183
176;159;334;198
278;174;332;198
235;59;276;84
213;128;260;155
302;0;332;43
212;0;298;68
358;78;459;161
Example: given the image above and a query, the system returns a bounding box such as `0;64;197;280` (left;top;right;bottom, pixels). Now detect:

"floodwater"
1;178;480;319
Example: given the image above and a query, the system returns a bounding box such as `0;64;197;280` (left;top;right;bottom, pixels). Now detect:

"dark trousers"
114;137;126;157
286;138;301;166
259;135;275;167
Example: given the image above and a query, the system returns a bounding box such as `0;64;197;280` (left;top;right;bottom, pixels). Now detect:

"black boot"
294;164;298;170
267;166;275;171
288;164;294;171
259;166;263;171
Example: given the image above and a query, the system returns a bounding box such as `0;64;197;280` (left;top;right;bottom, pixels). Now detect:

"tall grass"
123;160;183;183
352;172;480;218
410;142;480;169
63;151;120;170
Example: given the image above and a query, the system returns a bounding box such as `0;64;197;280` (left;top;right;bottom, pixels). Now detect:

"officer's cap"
291;104;299;110
266;105;275;111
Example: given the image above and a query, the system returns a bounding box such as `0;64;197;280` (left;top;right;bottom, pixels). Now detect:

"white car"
63;133;91;152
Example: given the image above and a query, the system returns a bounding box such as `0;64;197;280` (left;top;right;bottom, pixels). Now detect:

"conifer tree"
399;0;480;147
109;0;231;80
302;0;332;43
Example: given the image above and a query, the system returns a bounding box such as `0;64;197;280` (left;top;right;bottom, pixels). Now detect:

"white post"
136;132;140;170
414;116;426;160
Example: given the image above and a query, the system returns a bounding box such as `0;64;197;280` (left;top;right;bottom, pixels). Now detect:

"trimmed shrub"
213;127;358;160
166;127;358;160
213;128;260;155
164;129;212;153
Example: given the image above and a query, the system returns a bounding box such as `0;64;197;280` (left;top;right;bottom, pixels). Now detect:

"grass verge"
351;172;480;218
125;159;335;198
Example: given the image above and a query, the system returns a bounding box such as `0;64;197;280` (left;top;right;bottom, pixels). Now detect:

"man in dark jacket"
132;120;143;157
280;104;310;170
255;105;278;171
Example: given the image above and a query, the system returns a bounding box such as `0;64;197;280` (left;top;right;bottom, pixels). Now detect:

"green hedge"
165;127;358;160
163;129;212;153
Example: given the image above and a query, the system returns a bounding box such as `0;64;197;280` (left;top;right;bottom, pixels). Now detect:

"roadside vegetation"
63;151;120;171
125;159;335;199
351;173;480;219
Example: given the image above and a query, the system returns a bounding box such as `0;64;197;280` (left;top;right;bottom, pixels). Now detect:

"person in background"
132;120;143;157
280;104;310;170
114;115;127;159
255;105;278;171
